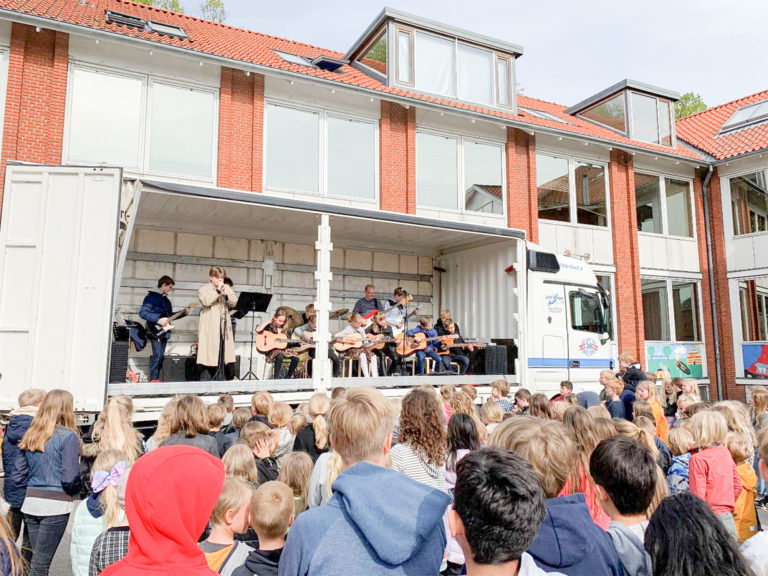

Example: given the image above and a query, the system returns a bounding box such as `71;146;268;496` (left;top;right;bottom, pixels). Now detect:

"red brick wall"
0;24;69;210
380;101;415;213
506;127;537;241
608;150;645;363
217;68;264;192
697;169;741;401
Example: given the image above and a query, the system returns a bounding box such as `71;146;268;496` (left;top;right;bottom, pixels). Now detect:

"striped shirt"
390;443;445;491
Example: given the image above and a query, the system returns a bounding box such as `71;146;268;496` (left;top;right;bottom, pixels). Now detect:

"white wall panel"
537;221;614;267
639;233;700;273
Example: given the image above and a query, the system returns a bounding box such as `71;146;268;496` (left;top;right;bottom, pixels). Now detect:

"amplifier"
161;356;241;382
469;345;508;376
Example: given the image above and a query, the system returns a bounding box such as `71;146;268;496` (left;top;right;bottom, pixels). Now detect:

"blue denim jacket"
24;427;81;496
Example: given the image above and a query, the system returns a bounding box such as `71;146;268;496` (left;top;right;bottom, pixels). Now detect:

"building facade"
0;2;763;399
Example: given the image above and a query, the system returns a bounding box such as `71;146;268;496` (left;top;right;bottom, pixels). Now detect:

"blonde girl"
19;389;81;575
293;393;330;462
277;451;314;516
70;449;128;576
750;387;768;431
0;512;22;576
336;313;378;378
268;402;296;468
222;443;260;486
679;378;701;403
713;402;756;466
636;381;669;442
81;396;143;469
480;401;503;436
660;380;678;420
159;394;220;457
146;395;180;451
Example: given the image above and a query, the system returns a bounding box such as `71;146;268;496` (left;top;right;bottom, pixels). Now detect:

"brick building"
0;1;764;399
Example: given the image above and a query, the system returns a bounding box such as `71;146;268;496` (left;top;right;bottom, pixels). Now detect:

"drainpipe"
701;165;723;400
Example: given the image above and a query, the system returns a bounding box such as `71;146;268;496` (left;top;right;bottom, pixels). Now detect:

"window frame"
63;62;218;183
0;48;10;162
355;27;388;81
263;98;380;203
578;92;628;135
536;149;612;230
392;25;514;110
415;127;506;217
628;90;676;148
641;276;704;344
634;170;696;239
395;27;414;87
728;168;768;238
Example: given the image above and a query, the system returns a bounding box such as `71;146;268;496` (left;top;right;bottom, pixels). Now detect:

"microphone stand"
211;285;228;381
400;296;410;377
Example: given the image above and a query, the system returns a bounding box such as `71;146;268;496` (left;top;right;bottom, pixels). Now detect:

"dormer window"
567;80;678;148
346;9;522;111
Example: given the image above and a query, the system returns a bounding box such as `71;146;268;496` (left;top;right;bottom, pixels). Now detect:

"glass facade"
731;170;768;235
581;93;626;132
416;131;459;209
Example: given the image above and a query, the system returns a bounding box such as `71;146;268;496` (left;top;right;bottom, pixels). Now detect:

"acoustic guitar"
394;333;444;357
145;303;199;339
437;335;488;355
256;331;314;354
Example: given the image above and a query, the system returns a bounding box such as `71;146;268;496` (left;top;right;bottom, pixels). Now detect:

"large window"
395;29;513;109
265;103;377;200
739;280;768;341
416;131;504;214
537;153;608;227
580;93;626;132
642;278;701;342
731;170;768;236
630;92;674;146
570;290;604;334
635;172;694;237
65;65;217;181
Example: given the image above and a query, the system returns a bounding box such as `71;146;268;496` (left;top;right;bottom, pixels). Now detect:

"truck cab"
525;247;613;394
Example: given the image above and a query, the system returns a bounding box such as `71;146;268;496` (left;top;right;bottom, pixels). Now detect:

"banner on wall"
645;343;704;379
743;344;768;379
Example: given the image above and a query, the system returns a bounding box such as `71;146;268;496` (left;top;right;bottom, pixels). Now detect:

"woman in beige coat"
197;266;238;379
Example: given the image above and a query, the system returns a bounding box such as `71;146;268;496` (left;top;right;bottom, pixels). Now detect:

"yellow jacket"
734;462;758;543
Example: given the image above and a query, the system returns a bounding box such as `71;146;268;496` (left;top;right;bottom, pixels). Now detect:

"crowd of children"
1;365;768;575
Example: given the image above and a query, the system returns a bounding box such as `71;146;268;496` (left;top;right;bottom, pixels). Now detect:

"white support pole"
313;214;333;392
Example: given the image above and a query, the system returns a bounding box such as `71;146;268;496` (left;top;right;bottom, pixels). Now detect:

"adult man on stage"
139;275;189;383
351;284;384;318
197;266;238;380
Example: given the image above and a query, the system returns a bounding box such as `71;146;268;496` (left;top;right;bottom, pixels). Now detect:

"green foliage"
201;0;226;23
675;92;707;119
132;0;185;13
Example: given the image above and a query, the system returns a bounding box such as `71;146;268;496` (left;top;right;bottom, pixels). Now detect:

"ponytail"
314;414;329;451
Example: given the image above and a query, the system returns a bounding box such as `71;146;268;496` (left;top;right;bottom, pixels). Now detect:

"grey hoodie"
607;521;652;576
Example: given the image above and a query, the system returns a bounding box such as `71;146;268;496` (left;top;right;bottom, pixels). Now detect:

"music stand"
233;292;273;380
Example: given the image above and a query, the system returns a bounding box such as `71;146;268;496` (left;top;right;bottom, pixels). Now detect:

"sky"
183;0;768;110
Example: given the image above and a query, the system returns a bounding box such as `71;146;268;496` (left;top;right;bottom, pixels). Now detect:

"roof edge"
565;79;680;115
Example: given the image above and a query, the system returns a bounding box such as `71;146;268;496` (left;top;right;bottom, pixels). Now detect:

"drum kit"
329;307;350;329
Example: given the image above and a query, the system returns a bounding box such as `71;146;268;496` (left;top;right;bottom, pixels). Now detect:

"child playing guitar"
255;309;299;379
366;311;399;376
335;313;378;378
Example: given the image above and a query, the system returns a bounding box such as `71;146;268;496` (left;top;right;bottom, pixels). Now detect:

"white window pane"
642;279;670;341
457;44;493;106
631;92;659;144
148;83;215;179
417;132;458;209
327;117;375;200
635;172;662;234
67;68;143;169
665;178;693;237
397;31;411;84
414;32;455;97
265;104;320;193
537;153;570;222
497;58;509;107
659;100;672;146
464;141;503;214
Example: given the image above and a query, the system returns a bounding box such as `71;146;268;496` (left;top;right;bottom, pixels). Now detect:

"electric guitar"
437;335;488;355
145;303;199;339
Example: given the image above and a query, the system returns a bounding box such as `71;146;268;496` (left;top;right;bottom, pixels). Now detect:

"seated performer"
293;314;342;378
336;313;378;378
441;320;471;375
302;303;316;325
383;287;419;333
435;309;462;336
197;267;238;381
350;284;384;318
366;311;399;376
139;275;189;382
255;309;299;379
407;317;451;376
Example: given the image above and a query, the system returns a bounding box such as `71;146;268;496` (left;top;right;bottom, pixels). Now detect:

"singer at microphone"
197;267;238;381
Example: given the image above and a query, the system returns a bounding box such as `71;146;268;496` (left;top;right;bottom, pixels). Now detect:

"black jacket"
233;548;282;576
1;414;33;507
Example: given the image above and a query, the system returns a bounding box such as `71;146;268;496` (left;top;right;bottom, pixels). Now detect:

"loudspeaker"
161;356;241;381
109;341;129;383
484;345;508;375
491;339;518;375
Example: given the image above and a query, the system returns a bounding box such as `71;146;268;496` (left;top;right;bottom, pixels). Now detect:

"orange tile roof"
677;90;768;160
0;0;707;162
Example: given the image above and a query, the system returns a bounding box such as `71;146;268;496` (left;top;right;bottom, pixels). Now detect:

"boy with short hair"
490;379;514;413
240;421;279;483
233;481;295;576
489;416;623;576
406;317;451;375
513;388;532;415
726;432;759;543
219;393;236;429
279;387;450;575
590;437;656;576
1;387;45;565
549;381;574;405
200;477;255;576
450;447;561;576
666;426;694;495
250;392;274;425
207;402;229;456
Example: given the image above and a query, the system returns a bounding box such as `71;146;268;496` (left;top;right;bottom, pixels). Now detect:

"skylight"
105;11;145;30
273;50;315;68
146;20;188;40
520;107;569;124
721;100;768;133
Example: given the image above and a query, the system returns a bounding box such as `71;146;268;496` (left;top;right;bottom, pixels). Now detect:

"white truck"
0;164;613;419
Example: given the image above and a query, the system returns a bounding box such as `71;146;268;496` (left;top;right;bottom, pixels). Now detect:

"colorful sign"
743;344;768;379
579;338;599;356
645;343;704;379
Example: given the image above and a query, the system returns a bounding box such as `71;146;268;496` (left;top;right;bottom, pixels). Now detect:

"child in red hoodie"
688;410;742;540
100;445;225;576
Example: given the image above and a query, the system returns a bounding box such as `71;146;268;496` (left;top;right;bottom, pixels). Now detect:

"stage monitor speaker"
109;341;129;383
161;355;241;382
484;345;508;375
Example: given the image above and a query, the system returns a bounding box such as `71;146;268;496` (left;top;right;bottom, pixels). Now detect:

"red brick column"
608;149;644;363
217;68;264;192
380;101;415;213
0;24;69;210
506;127;537;241
695;169;740;400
